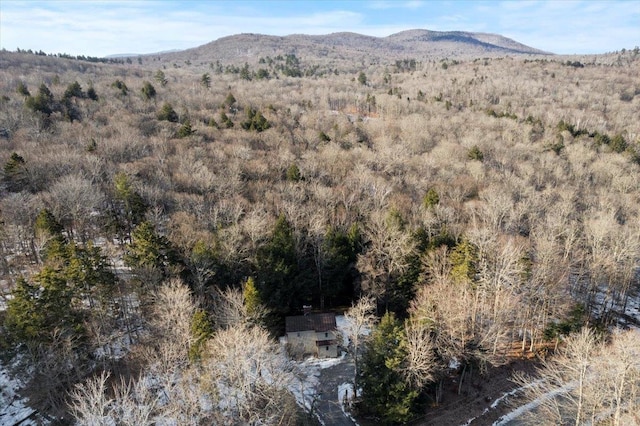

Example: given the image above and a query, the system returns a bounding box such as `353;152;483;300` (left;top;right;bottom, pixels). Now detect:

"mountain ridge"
150;29;551;68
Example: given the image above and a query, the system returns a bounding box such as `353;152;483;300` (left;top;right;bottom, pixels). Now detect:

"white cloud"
0;0;636;56
369;1;425;10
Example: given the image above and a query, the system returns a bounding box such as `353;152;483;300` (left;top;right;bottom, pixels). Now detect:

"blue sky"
1;1;638;57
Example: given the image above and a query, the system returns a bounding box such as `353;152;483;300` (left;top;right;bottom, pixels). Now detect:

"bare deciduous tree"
203;323;298;424
403;320;437;388
513;327;640;426
211;284;268;328
343;295;376;394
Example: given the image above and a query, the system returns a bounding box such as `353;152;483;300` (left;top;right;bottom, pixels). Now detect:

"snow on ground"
449;357;461;370
335;314;371;347
335;315;350;346
289;353;346;413
286;315;361;423
489;283;640;425
338;382;360;425
0;361;38;426
492;381;576;426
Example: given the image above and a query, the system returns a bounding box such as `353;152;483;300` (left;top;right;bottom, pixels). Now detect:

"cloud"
491;0;640;53
1;0;636;56
368;1;425;10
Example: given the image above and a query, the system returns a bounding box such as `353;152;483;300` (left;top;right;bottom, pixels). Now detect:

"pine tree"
25;83;55;115
63;81;85;101
154;70;168;87
124;221;179;283
358;312;419;424
158;102;179;122
111;79;129;96
220;111;234;128
200;73;211;89
177;119;195;138
16;81;30;96
450;239;478;285
141;81;156;100
3;152;28;192
86;85;98;101
189;309;212;362
110;173;148;242
243;277;262;318
255;215;305;314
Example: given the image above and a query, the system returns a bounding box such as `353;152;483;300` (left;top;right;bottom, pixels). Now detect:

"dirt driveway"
314;356;357;426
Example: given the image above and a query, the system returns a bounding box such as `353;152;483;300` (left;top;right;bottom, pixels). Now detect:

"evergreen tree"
358;71;367;86
220;111;234;128
111;79;129;96
189;309;212;362
223;92;237;108
450;238;478;285
157;102;179;122
65;242;117;308
285;163;301;182
63;81;85;100
200;73;211;89
177;119;195;138
5;265;83;345
154;70;168;87
241;107;270;132
86;85;98;101
423;188;440;208
240;63;251;81
25;83;55;115
255;215;305;314
16;81;30;96
320;225;360;305
141;81;156;100
358;312;419;424
243;277;262;318
3;152;28;192
109;172;148;242
35;208;65;237
124;221;179;283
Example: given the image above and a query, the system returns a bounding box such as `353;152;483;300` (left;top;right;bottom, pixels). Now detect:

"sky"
1;1;639;57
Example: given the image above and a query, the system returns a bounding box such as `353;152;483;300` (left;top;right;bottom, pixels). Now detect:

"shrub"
286;164;301;182
467;145;484;161
609;134;627;153
141;81;156;100
16;82;30;96
157;102;179;122
177;119;195;138
423;188;440;208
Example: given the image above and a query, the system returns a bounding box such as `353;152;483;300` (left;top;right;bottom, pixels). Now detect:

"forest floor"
411;359;539;426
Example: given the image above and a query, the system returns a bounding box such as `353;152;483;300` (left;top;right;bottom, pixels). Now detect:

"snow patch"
449;357;461;370
0;361;38;426
338;382;360;425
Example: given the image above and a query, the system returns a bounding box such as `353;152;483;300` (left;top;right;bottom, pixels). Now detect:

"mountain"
154;29;550;68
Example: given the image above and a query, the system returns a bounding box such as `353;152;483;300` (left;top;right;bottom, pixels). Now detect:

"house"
285;312;339;358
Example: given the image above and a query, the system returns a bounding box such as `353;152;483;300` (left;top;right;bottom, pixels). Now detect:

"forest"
0;44;639;425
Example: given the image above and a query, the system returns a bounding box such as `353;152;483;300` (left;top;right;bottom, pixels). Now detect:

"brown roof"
285;313;337;333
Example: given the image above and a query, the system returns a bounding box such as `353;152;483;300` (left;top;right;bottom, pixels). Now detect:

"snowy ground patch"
289;353;346;412
0;361;38;426
338;382;360;425
336;314;371;347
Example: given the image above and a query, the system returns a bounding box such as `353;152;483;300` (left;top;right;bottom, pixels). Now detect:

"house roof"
285;313;337;333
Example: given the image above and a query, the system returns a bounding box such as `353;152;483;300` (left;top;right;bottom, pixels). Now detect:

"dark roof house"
285;312;339;358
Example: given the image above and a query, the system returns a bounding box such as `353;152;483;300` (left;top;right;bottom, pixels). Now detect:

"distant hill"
153;29;550;69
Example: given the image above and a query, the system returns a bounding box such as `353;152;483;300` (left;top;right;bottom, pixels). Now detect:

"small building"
285;312;339;358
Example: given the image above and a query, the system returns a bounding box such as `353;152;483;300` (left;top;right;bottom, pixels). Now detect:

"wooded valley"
0;42;639;425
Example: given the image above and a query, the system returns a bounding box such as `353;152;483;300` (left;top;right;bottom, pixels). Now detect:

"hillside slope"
156;29;550;68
